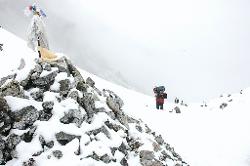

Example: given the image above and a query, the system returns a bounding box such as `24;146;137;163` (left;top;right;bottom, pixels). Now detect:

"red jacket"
156;95;165;104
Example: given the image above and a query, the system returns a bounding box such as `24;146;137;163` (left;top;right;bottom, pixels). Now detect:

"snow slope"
1;28;250;166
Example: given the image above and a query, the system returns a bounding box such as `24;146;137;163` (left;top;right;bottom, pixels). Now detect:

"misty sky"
1;0;250;102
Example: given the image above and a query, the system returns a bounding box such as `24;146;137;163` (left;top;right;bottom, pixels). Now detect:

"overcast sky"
1;0;250;102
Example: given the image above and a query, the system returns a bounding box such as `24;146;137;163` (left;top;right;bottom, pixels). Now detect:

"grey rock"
11;106;39;130
48;57;69;74
30;64;43;80
129;140;143;151
64;58;85;84
86;126;111;139
110;147;117;156
59;79;71;96
0;97;12;136
18;58;26;70
116;111;129;129
32;71;57;90
41;62;51;71
55;132;79;146
30;89;44;101
0;137;4;149
42;101;54;113
105;120;124;132
127;116;140;124
118;142;128;155
104;89;124;113
6;134;21;150
155;135;164;145
220;103;228;109
78;93;95;122
100;154;113;163
21;126;37;142
67;91;79;101
60;109;83;127
76;81;87;93
22;158;36;166
52;150;63;159
0;74;16;87
135;125;143;132
32;150;43;157
174;106;181;113
141;160;164;166
86;77;95;87
120;157;128;166
38;111;52;121
0;80;25;98
153;142;161;152
140;150;155;160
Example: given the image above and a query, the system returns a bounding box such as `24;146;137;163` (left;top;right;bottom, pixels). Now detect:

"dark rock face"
55;132;79;146
0;97;12;136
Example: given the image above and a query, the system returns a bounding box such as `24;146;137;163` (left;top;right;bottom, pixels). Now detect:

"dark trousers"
156;103;163;110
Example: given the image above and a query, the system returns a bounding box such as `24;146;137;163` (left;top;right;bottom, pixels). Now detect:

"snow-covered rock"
0;56;187;166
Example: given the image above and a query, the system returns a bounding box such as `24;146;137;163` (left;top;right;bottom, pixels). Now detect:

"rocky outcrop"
0;57;187;166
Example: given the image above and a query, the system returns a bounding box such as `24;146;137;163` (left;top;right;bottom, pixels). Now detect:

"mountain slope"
0;28;187;166
1;28;250;166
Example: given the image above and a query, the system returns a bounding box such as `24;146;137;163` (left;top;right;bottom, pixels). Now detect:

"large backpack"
153;86;165;94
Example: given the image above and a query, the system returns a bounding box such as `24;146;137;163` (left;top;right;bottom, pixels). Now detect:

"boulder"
32;71;57;90
30;89;44;101
104;89;124;113
21;126;37;143
0;97;12;136
11;106;39;130
60;109;83;127
86;77;95;87
42;101;54;113
174;106;181;113
86;126;111;139
55;132;80;146
0;80;25;98
22;158;36;166
52;150;63;159
59;79;71;97
67;91;79;101
78;93;96;122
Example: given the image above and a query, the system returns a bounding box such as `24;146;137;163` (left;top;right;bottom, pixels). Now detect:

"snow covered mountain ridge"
0;28;187;165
